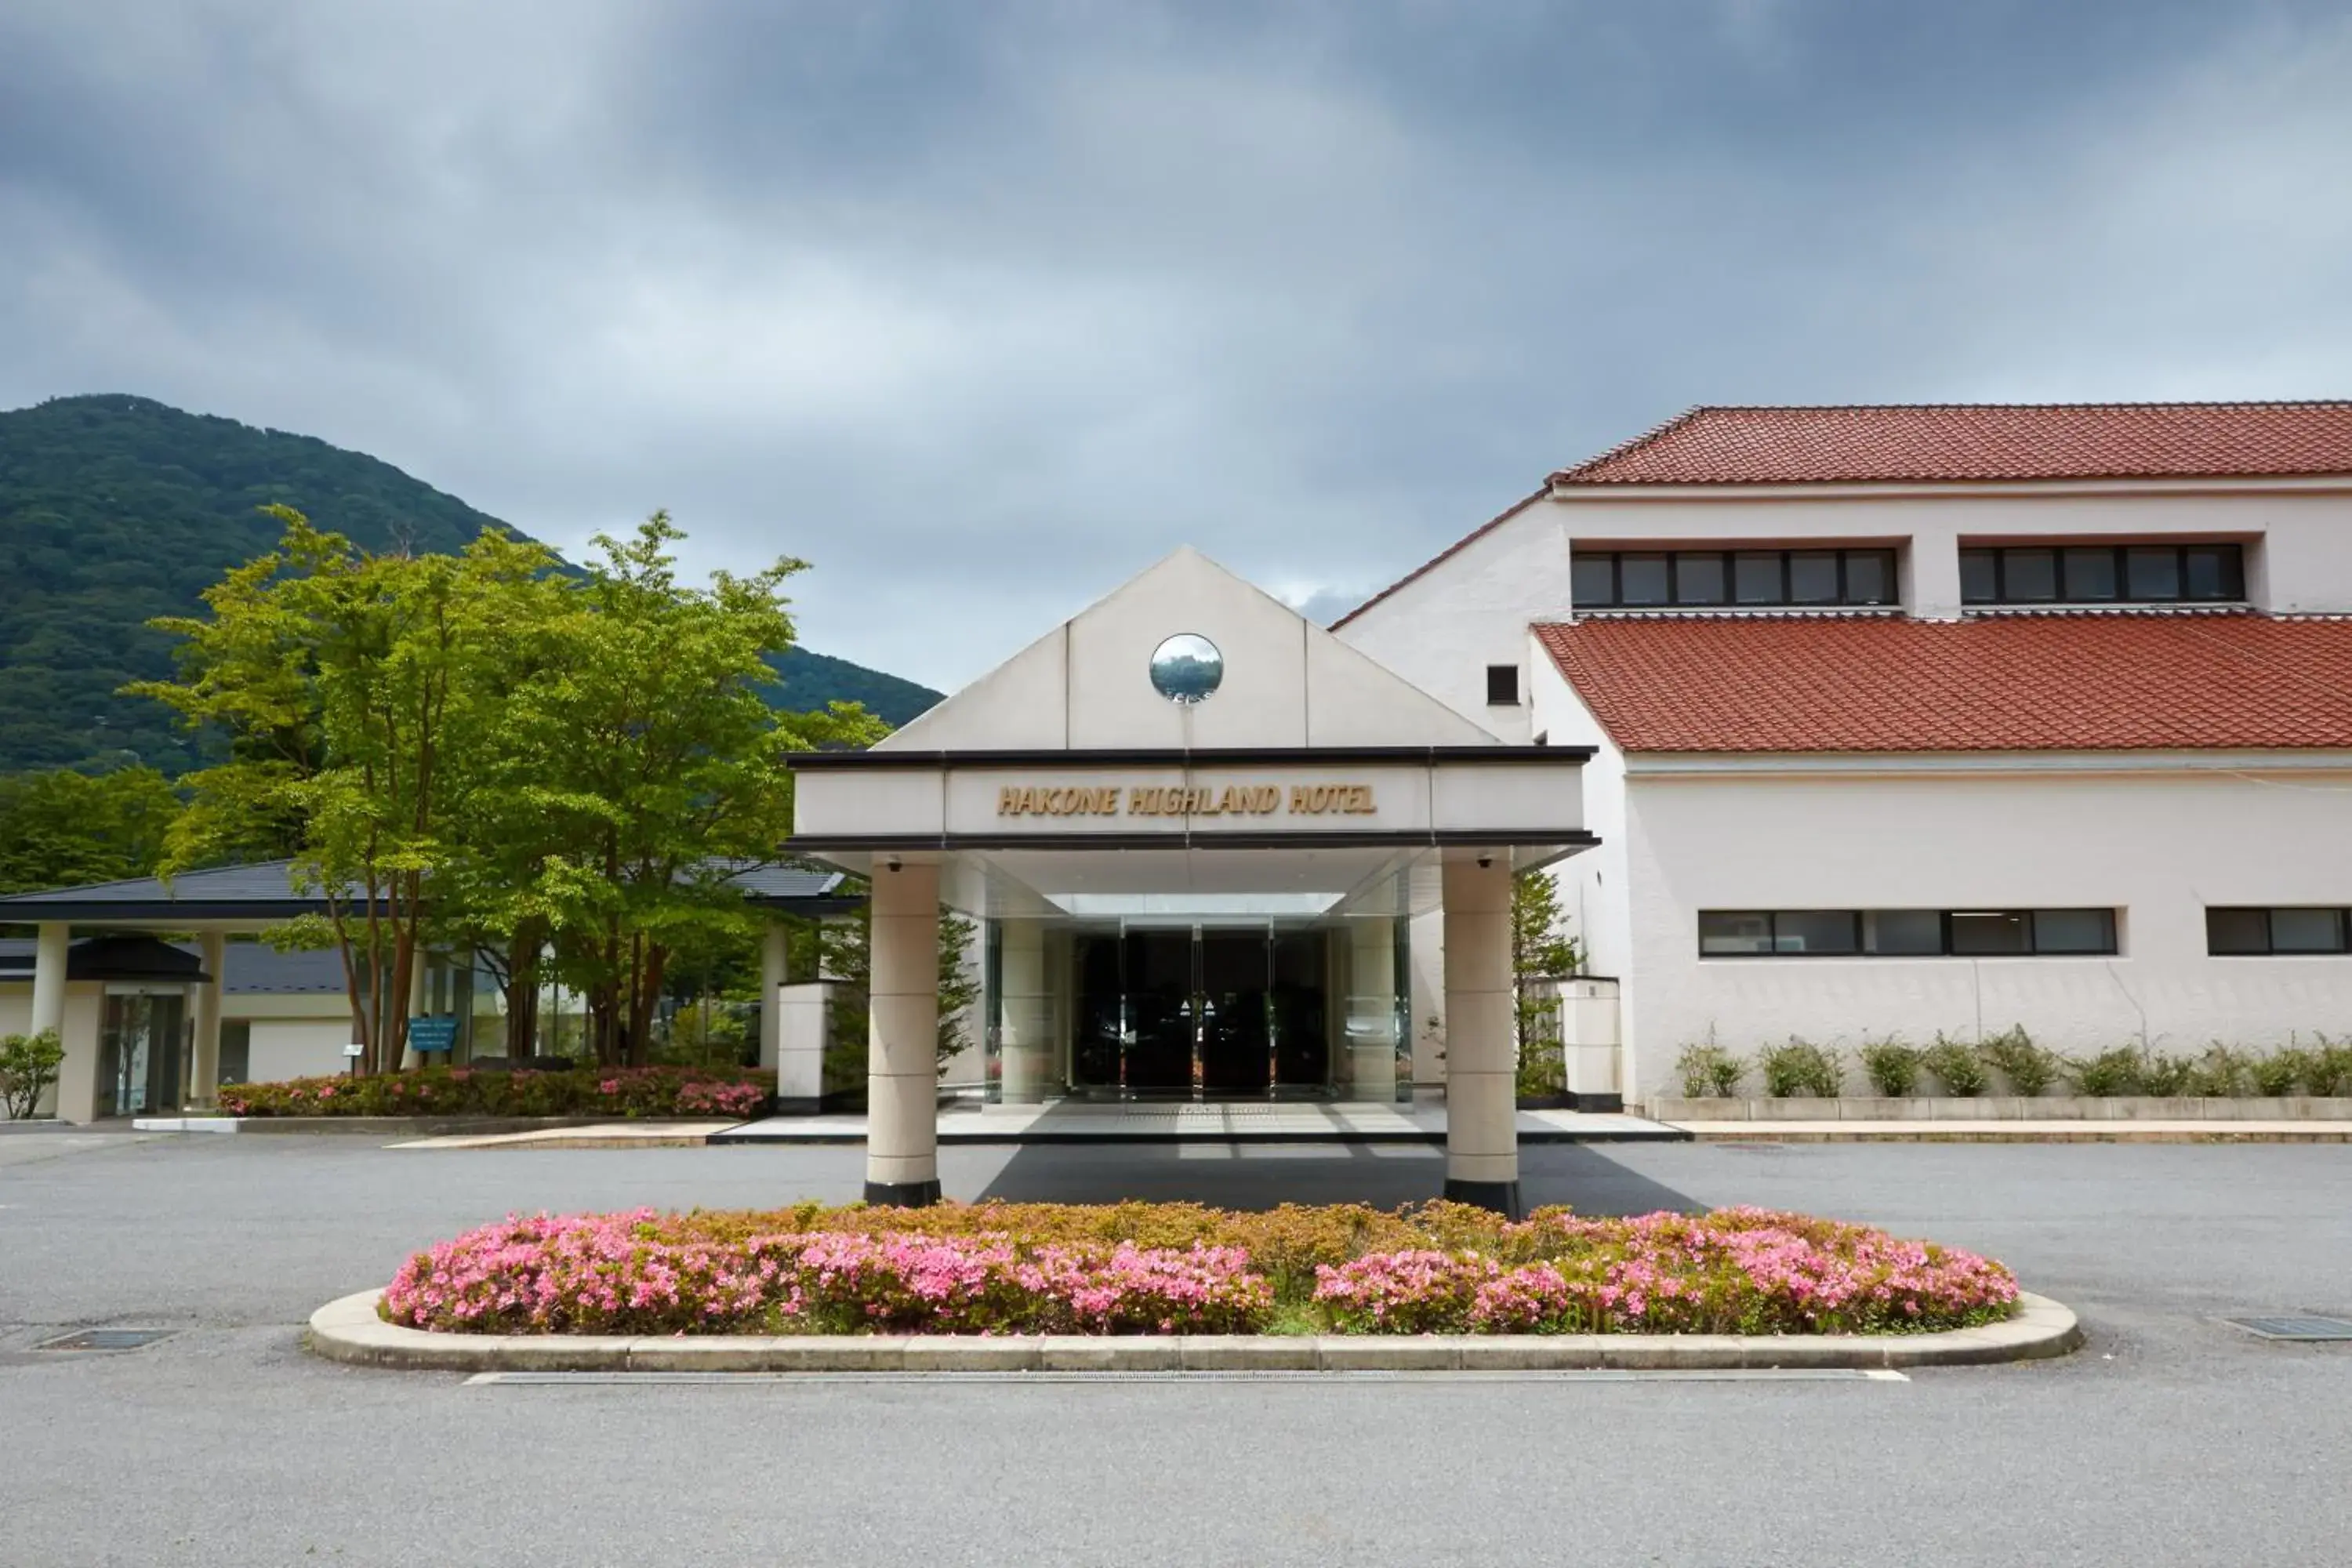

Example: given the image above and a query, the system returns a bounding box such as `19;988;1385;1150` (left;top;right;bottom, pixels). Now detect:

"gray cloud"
4;0;2350;689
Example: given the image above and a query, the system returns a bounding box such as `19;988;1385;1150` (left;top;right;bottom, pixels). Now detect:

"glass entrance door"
96;991;187;1118
1197;929;1270;1094
1121;928;1196;1093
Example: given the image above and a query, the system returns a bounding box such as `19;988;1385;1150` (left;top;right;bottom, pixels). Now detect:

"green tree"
0;768;183;895
134;507;561;1073
820;899;985;1076
492;514;885;1065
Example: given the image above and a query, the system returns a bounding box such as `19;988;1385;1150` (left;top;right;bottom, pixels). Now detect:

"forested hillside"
0;394;936;770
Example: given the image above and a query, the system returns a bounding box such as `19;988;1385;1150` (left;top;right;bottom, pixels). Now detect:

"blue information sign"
407;1015;460;1054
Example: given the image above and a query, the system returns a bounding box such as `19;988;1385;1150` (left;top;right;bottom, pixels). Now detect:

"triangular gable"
880;546;1497;752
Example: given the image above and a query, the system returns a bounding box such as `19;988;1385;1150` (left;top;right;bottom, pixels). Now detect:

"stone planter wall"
1649;1096;2352;1122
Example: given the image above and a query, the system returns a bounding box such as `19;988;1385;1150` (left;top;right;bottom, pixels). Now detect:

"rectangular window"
1733;552;1784;604
1673;552;1727;605
1949;910;2031;955
2062;547;2118;601
2207;907;2352;956
1845;550;1895;605
1485;664;1519;706
1864;909;1943;955
2125;546;2181;601
1959;549;1998;604
2002;549;2058;602
1618;554;1671;606
1698;912;1776;956
1960;543;2244;607
2184;545;2244;601
2031;908;2116;954
1705;908;2118;957
2269;907;2348;953
1773;909;1859;954
1570;554;1617;608
1788;551;1842;605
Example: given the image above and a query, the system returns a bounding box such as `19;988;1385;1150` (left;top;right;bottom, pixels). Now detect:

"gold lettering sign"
996;782;1377;818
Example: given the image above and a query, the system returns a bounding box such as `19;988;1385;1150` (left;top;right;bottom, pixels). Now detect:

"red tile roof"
1552;402;2352;486
1535;613;2352;753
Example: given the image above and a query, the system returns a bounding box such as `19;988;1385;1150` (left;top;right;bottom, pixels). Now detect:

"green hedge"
218;1065;771;1120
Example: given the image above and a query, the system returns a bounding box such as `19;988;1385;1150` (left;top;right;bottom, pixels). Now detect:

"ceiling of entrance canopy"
944;845;1445;921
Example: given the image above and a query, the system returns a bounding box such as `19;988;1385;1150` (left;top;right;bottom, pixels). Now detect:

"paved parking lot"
2;1131;2349;1566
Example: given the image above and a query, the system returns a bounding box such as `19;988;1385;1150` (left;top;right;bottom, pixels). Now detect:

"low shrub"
2249;1047;2310;1098
1976;1026;2061;1098
1757;1038;1842;1099
217;1065;771;1120
1922;1035;1989;1097
2138;1051;2204;1098
2067;1047;2143;1098
1675;1041;1745;1098
2307;1036;2352;1097
1857;1036;1922;1098
0;1029;65;1120
381;1201;2020;1338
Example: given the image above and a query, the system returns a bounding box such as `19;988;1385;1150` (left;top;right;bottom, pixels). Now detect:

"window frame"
2205;906;2352;956
1572;547;1900;611
1959;542;2246;607
1699;908;2119;958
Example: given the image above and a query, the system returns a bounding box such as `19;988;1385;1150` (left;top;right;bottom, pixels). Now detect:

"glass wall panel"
1959;550;1998;604
2125;546;2180;600
2062;548;2118;601
1788;552;1842;605
1570;554;1616;608
2205;907;2270;955
1846;550;1894;604
1733;554;1784;604
2031;908;2115;953
2002;550;2058;601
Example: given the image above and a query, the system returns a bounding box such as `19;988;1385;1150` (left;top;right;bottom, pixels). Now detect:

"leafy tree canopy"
0;766;183;895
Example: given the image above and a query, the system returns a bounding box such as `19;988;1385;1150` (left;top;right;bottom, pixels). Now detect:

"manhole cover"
2223;1316;2352;1341
36;1327;178;1352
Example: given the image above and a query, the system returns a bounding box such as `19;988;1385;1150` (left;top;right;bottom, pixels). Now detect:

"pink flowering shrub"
1315;1207;2017;1335
381;1212;1272;1336
220;1065;771;1120
380;1202;2017;1338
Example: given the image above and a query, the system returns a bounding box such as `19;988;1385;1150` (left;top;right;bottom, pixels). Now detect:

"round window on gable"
1149;633;1223;704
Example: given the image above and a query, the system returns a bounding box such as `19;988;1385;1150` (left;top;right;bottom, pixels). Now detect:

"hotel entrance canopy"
786;548;1594;1214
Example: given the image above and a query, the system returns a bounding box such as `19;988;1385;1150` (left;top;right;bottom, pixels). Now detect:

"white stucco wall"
1618;759;2352;1095
245;1021;353;1083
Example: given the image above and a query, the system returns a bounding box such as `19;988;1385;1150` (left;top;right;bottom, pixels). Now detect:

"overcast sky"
5;1;2350;691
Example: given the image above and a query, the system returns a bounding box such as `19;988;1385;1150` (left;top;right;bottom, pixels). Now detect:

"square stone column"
866;859;942;1206
1442;853;1519;1216
757;923;790;1071
191;931;226;1108
996;919;1051;1105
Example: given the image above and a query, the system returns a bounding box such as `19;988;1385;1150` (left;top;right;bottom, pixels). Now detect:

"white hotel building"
789;401;2352;1211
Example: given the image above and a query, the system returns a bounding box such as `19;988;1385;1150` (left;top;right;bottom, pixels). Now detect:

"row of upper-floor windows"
1569;540;2249;611
1571;548;1896;609
1959;543;2245;605
1699;906;2350;957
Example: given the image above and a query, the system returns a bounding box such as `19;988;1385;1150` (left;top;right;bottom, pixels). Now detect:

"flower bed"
219;1065;771;1120
381;1201;2019;1338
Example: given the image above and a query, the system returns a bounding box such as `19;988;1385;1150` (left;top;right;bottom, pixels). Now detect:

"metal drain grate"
37;1327;178;1352
2224;1316;2352;1341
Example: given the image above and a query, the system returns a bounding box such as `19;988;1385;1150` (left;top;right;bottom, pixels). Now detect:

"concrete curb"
1680;1122;2352;1144
304;1289;2082;1374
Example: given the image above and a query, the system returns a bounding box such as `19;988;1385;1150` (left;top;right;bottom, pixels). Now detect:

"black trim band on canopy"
786;829;1600;854
787;745;1595;770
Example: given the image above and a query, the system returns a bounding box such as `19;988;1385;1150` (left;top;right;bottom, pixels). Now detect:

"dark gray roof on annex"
0;858;862;924
0;936;343;993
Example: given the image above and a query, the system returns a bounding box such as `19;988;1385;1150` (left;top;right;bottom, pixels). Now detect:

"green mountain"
0;394;939;771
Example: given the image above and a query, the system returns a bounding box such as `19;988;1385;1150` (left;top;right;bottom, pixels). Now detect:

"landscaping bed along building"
218;1065;772;1121
305;1200;2082;1373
